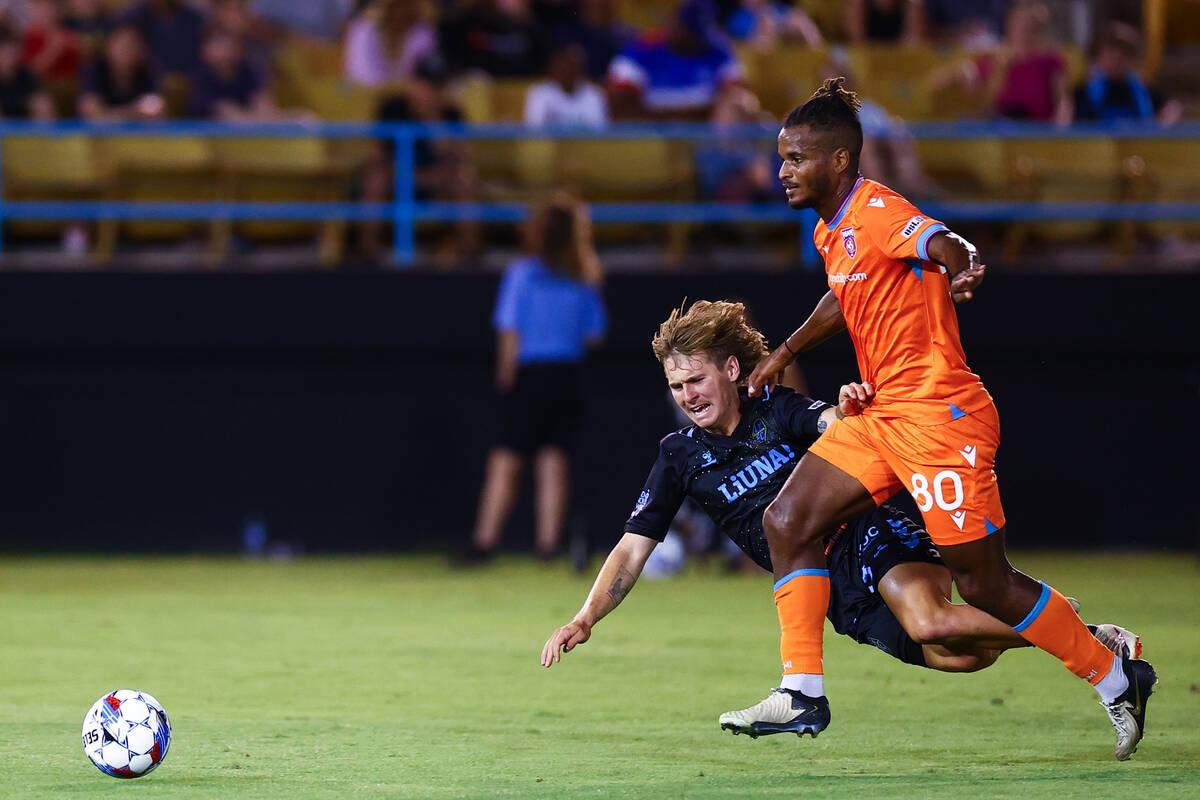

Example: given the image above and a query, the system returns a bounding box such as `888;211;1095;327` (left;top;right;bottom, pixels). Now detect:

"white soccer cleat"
718;688;830;738
1103;658;1157;761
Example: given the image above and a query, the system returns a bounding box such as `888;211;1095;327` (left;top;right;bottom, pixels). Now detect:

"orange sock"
774;570;830;674
1014;583;1118;685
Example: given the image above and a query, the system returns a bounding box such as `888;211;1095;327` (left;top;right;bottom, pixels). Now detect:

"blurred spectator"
358;54;481;264
523;42;607;127
118;0;206;76
0;1;27;30
694;86;775;203
722;0;824;50
211;0;273;82
463;192;606;565
440;0;549;78
1071;21;1182;126
552;0;631;81
0;26;54;119
186;28;279;119
251;0;351;42
22;0;82;82
79;24;165;120
343;0;437;87
607;0;745;120
63;0;113;58
933;0;1069;122
924;0;1008;49
846;0;926;46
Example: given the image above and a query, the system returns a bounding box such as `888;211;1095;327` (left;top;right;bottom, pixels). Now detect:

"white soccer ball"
82;690;171;779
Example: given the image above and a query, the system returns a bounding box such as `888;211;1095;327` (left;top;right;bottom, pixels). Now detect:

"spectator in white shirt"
524;42;607;127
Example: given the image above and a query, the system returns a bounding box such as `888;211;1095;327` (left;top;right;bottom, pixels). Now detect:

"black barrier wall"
0;272;1197;552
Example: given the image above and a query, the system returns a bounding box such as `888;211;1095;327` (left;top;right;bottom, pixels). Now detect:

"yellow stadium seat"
214;137;348;264
915;137;1006;199
95;137;218;254
741;45;829;118
3;136;113;246
1004;136;1121;252
556;138;694;258
304;78;382;121
847;44;945;120
616;0;676;31
490;80;535;123
1118;137;1200;239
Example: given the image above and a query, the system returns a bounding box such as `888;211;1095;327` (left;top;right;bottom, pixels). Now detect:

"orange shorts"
807;403;1007;546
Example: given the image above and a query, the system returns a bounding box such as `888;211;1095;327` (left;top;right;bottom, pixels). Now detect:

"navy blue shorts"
824;502;944;668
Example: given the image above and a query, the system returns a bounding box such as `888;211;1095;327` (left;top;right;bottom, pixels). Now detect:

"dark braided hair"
782;77;864;167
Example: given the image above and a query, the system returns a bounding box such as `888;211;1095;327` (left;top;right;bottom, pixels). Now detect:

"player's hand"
540;619;593;667
838;381;875;416
950;262;986;304
746;344;792;397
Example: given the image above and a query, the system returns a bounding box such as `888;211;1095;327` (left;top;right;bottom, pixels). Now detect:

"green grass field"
2;552;1197;799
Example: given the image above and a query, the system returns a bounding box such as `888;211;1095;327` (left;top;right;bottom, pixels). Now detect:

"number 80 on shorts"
909;470;964;513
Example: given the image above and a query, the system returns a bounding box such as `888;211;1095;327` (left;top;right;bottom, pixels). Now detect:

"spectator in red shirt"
0;25;54;119
22;0;82;82
933;0;1070;122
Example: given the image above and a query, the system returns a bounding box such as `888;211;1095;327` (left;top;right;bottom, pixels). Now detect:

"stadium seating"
95;136;219;258
213;137;349;265
847;44;945;120
2;136;112;247
1119;137;1200;239
1003;136;1122;256
740;45;828;117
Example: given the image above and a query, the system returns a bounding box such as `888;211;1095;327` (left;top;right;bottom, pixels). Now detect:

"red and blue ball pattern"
82;690;171;778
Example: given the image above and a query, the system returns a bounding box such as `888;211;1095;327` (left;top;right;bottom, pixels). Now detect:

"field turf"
1;552;1197;799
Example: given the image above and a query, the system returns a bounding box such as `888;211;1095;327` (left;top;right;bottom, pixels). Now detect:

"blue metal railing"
1;120;1198;266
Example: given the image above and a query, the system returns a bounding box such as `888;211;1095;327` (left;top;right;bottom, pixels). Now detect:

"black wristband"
782;340;797;357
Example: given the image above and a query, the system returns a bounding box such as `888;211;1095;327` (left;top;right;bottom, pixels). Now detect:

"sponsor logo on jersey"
901;216;925;238
633;490;650;515
828;272;868;285
867;196;886;208
715;444;796;503
840;227;857;257
699;450;716;467
950;509;966;530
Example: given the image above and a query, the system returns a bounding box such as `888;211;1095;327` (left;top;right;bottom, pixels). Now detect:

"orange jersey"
814;176;991;423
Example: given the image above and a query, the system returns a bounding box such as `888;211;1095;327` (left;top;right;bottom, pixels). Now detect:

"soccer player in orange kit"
718;79;1156;760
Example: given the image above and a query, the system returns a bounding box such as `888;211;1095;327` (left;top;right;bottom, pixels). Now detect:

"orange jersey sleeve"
857;185;949;263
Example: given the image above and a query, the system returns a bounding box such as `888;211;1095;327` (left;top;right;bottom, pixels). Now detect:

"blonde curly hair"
651;300;769;377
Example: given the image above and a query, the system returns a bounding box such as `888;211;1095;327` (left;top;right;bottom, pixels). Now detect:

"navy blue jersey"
624;387;832;569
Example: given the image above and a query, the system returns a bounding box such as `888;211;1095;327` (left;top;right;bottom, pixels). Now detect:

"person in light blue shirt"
462;193;607;564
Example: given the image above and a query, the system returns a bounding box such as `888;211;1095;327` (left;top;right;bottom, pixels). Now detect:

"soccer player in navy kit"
540;301;1138;733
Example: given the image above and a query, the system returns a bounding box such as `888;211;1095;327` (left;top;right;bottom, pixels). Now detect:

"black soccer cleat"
1104;657;1157;761
718;688;831;739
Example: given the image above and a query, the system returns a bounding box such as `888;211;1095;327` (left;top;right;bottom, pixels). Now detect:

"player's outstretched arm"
540;532;657;667
747;291;846;396
927;231;987;304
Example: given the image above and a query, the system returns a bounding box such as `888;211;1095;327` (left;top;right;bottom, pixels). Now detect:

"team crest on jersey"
840;227;857;258
752;418;767;441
